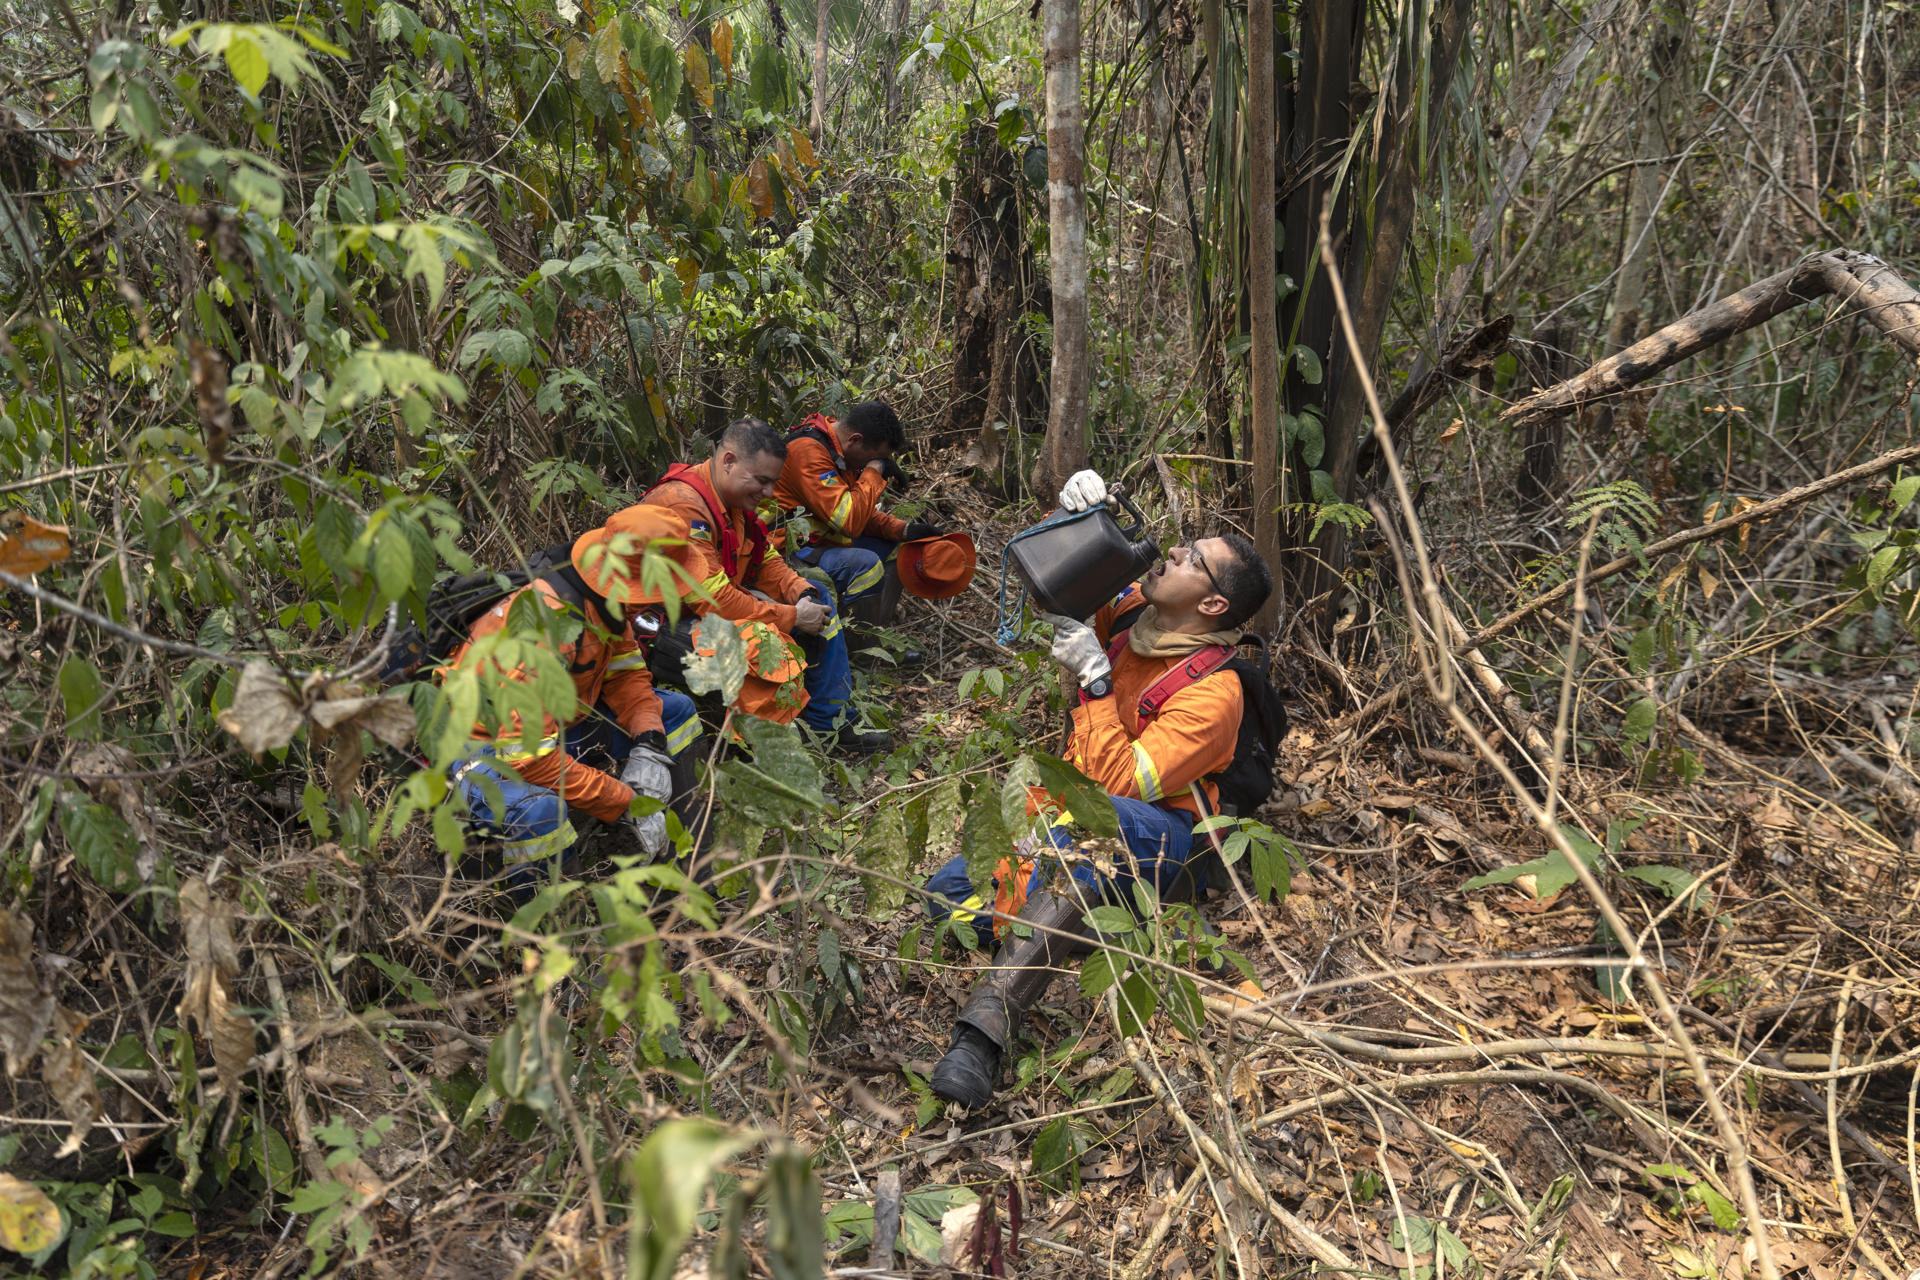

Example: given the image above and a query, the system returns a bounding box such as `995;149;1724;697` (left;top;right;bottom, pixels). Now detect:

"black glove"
902;521;942;541
879;458;912;486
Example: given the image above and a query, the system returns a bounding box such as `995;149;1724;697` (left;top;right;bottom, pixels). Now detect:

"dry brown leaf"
0;907;53;1078
308;689;416;748
0;510;71;576
1436;417;1465;445
177;879;255;1095
710;17;733;73
217;661;303;757
1698;565;1720;601
187;338;231;465
41;1006;101;1156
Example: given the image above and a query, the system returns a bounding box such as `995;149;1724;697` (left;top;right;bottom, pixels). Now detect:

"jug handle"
1107;486;1151;540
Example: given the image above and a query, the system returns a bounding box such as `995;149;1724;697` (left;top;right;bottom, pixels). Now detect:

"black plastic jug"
1007;490;1160;620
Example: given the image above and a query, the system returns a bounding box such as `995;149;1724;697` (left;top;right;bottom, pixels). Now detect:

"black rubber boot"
930;1025;1001;1109
930;890;1098;1107
847;570;923;667
833;722;893;754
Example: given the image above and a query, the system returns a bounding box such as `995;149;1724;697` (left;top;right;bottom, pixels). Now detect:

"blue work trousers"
790;579;856;734
792;536;897;604
924;794;1200;930
455;690;698;891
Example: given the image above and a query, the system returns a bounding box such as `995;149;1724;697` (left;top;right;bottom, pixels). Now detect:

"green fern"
1566;479;1661;565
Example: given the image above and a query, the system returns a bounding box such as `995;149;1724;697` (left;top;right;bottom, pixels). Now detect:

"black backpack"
1107;605;1289;817
377;545;615;686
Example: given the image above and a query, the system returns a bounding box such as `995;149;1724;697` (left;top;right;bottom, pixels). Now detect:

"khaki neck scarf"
1125;605;1243;658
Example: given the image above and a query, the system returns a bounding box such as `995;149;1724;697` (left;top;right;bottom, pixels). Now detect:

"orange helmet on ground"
897;531;977;600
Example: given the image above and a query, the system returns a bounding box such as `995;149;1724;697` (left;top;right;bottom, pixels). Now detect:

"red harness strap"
647;462;770;587
1082;626;1234;723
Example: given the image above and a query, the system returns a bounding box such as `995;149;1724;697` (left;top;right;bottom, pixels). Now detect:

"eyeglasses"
1184;542;1222;595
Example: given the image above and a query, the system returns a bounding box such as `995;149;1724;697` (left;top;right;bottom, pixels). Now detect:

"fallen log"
1501;249;1920;425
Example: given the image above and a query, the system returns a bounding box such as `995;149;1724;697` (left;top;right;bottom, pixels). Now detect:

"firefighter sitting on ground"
923;468;1275;1108
642;416;889;753
443;505;704;891
772;401;944;658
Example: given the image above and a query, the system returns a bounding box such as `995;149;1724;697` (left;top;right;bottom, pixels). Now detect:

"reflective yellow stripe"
701;570;731;593
1131;742;1164;802
821;615;843;640
495;734;560;765
607;651;648;672
666;715;700;755
497;820;578;865
829;491;854;530
847;559;885;595
947;890;989;925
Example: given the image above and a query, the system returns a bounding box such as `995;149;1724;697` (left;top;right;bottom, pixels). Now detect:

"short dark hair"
1212;533;1273;629
841;401;905;451
718;417;786;462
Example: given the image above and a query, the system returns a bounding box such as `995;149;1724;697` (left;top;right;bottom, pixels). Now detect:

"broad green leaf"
58;655;105;741
1891;474;1920;511
959;786;1010;898
716;716;823;825
1031;1117;1079;1194
1622;697;1658;748
225;35;269;96
1031;752;1118;837
1085;905;1134;935
627;1120;753;1280
60;799;141;892
1114;970;1158;1036
373;526;413;601
1868;545;1901;591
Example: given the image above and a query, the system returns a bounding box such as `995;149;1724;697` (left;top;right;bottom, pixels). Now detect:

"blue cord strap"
994;507;1097;648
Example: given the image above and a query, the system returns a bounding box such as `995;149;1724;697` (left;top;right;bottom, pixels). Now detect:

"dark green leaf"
1031;752;1118;837
58;655;105;741
1031;1116;1079;1194
60;799;141;892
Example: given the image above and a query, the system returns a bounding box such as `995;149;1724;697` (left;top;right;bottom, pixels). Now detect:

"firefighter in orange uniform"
443;505;701;890
773;402;943;647
923;468;1275;1107
642;417;888;753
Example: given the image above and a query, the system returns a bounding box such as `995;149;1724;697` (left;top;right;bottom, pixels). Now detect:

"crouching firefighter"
442;505;705;892
773;402;972;661
642;417;888;752
923;469;1282;1108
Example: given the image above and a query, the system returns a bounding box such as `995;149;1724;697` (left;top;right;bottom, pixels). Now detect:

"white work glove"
620;743;674;857
1042;612;1112;688
1058;470;1108;513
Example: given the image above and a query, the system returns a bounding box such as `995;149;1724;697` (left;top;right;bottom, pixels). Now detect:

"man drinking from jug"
922;469;1275;1108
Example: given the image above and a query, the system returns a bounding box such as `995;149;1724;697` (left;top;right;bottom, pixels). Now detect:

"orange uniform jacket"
1065;585;1243;821
773;417;909;545
445;580;662;822
644;461;814;631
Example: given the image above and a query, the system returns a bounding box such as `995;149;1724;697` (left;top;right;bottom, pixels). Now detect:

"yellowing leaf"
0;511;71;576
676;255;700;301
225;35;269;98
564;36;587;79
791;125;816;167
711;18;734;75
0;1173;63;1255
594;19;624;86
683;43;712;108
621;86;648;130
1698;565;1719;601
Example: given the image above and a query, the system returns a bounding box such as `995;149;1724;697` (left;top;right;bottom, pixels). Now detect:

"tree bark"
810;0;831;147
1247;0;1280;632
1315;0;1473;567
1038;0;1089;495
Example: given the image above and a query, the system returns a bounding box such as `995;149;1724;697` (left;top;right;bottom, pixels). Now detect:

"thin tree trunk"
1247;0;1280;633
1317;0;1473;549
887;0;910;120
810;0;830;147
1590;2;1692;443
1038;0;1089;494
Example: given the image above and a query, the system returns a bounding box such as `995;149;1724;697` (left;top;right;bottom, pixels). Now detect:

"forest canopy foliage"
5;0;1920;1275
